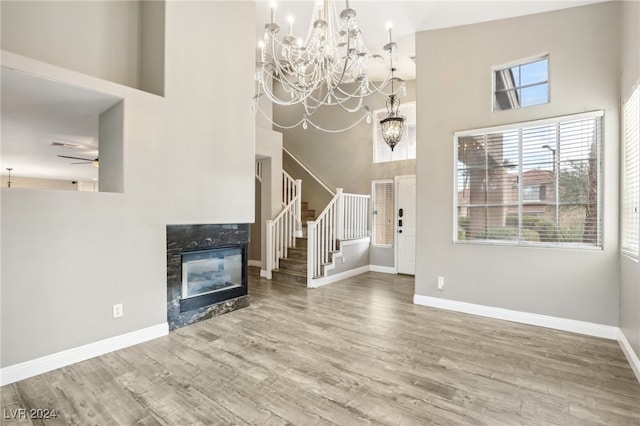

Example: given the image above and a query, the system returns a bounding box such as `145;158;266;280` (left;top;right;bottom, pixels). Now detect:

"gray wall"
327;240;370;276
282;151;334;215
619;0;640;360
250;178;262;262
255;127;283;271
415;2;621;325
1;1;164;94
139;0;165;96
1;1;255;367
276;81;416;195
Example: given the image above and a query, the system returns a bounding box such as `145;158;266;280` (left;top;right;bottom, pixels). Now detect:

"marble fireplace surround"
167;224;250;331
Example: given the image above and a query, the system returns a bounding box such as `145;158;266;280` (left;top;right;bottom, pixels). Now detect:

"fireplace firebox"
180;244;247;312
167;224;250;330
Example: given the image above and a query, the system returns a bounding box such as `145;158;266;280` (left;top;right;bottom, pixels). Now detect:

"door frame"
394;174;416;275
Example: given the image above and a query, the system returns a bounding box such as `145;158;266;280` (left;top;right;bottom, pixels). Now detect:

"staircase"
264;149;370;287
271;202;314;285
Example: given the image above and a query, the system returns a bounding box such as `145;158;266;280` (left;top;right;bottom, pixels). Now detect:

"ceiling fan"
57;155;99;167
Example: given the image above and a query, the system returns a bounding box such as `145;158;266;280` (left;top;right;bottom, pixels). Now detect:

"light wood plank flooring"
2;270;639;425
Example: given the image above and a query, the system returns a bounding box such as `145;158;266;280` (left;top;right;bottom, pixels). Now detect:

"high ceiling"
1;0;606;183
255;0;605;80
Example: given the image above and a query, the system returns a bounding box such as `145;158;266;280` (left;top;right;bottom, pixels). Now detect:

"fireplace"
167;224;250;330
180;245;247;312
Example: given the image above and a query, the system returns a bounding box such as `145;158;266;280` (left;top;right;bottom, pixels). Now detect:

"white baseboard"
617;329;640;384
413;295;618;340
369;265;396;274
248;260;262;268
309;265;370;288
0;323;168;386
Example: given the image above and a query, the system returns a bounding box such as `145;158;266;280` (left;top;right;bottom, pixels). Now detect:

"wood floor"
2;270;640;425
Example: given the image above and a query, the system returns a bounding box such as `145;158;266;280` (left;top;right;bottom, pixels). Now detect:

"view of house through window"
455;111;602;248
373;102;416;163
371;180;394;246
622;85;639;259
493;56;549;111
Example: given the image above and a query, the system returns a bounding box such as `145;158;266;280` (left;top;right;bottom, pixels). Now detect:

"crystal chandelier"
253;0;406;133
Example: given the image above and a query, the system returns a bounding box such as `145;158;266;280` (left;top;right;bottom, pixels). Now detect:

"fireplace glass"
182;246;242;299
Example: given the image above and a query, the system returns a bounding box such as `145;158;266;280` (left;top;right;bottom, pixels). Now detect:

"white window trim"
453;110;604;251
621;84;640;260
492;53;550;112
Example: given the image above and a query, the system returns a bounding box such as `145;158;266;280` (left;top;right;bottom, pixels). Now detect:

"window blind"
372;180;394;246
622;86;640;258
455;111;603;248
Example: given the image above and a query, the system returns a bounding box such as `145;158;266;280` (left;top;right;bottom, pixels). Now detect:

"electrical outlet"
437;276;444;290
113;304;123;319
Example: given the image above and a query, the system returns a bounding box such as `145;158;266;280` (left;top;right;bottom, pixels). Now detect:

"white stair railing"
307;189;370;284
265;172;302;279
265;199;298;280
340;193;370;240
283;171;302;236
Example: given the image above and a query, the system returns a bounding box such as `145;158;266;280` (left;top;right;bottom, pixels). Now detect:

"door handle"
399;208;404;218
398;219;403;227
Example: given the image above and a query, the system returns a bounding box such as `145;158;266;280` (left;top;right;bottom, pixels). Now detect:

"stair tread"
280;257;306;264
272;268;307;277
288;247;307;252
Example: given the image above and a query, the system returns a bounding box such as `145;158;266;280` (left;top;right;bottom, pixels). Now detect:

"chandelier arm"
331;13;354;89
269;37;316;85
261;61;326;106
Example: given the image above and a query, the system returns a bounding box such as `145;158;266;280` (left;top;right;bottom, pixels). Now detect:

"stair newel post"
295;179;302;237
336;188;344;242
307;220;316;287
266;219;274;279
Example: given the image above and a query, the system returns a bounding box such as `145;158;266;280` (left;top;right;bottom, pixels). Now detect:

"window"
493;56;549;111
374;102;416;163
523;184;544;202
455;111;602;248
371;180;394;246
622;86;639;259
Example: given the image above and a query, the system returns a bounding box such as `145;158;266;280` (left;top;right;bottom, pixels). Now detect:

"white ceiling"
1;67;121;182
1;0;605;183
255;0;606;80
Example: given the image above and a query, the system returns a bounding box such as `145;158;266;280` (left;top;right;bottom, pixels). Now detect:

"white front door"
396;175;416;275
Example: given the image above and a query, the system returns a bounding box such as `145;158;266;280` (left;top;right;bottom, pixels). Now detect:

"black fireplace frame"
179;243;248;313
167;224;250;331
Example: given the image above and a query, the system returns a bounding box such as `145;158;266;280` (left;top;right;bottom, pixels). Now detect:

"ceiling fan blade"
71;161;93;164
58;155;98;161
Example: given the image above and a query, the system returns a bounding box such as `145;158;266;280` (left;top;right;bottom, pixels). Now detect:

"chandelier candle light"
253;0;406;145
